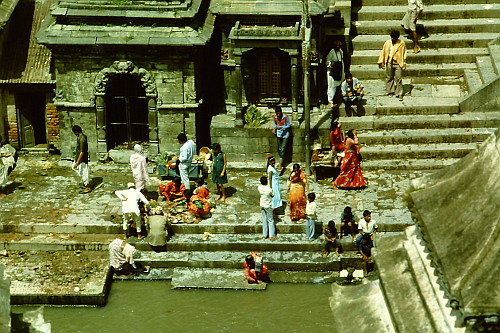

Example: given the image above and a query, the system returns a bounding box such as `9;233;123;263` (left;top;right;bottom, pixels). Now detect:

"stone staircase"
329;226;465;332
0;226;366;291
341;0;500;170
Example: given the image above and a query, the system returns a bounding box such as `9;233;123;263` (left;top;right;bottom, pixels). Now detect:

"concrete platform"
329;281;395;333
0;251;111;306
171;268;267;290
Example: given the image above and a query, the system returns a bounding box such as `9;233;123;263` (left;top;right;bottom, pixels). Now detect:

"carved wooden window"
257;52;281;99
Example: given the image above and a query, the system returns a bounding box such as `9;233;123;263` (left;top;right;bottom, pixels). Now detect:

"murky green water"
14;281;334;333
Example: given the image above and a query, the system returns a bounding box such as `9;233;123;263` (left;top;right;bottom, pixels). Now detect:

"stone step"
171;268;268;290
0;222;122;235
339;112;500;130
0;233;119;251
128;233;361;252
351;48;488;65
355;4;500;21
0;232;359;253
354;18;500;35
113;267;342;283
350;63;476;79
355;0;498;6
357;127;495;145
0;218;413;235
362;158;458;170
476;55;498;83
352;33;498;50
489;43;500;73
464;69;484;92
371;96;459;115
361;142;479;160
136;250;364;271
321;92;461;118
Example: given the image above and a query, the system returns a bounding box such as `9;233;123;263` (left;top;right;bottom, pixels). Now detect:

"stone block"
108;149;133;164
229;153;247;162
0;265;10;332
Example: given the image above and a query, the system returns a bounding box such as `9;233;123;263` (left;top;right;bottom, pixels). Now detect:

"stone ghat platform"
0;156;424;304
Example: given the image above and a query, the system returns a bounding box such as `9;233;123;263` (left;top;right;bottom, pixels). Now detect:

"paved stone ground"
0;155;433;299
0;155;431;231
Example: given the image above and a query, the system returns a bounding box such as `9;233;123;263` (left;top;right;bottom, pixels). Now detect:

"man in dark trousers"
72;125;91;193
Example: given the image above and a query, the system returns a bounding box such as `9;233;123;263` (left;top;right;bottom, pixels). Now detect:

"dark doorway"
15;93;47;148
242;49;291;105
105;74;148;150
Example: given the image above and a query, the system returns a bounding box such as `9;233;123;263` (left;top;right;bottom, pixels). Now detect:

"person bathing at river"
243;252;270;284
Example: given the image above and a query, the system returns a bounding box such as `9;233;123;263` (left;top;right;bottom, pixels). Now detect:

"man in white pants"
115;183;150;239
72;125;91;193
176;133;195;189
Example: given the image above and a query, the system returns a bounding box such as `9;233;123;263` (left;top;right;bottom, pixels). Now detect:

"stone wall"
53;48;199;161
211;126;311;163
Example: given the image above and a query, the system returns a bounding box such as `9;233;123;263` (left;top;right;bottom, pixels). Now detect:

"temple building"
0;0;347;161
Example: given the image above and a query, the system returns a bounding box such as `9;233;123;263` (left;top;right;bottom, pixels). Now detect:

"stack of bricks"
46;104;60;148
7;125;18;148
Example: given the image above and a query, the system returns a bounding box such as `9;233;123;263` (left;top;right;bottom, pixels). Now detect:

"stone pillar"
147;96;159;155
291;58;298;114
0;265;10;332
95;95;108;161
234;55;244;127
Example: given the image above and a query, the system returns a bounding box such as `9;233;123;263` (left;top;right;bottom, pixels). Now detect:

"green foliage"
244;105;269;127
125;34;135;42
157;152;176;165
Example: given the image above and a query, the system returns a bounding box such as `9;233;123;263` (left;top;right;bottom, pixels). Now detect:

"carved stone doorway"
94;60;159;159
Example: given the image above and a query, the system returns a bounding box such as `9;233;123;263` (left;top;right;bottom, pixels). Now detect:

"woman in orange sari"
288;164;309;222
185;189;211;222
332;129;366;189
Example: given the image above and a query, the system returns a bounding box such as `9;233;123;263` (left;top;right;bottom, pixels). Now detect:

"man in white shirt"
176;133;195;189
402;0;424;53
305;193;317;241
325;40;345;107
115;183;150;239
356;210;378;248
258;176;276;239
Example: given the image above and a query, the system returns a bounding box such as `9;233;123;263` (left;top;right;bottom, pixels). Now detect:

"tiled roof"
37;0;215;47
0;0;54;84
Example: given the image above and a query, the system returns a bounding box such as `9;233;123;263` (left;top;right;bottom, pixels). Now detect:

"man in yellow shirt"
377;30;407;101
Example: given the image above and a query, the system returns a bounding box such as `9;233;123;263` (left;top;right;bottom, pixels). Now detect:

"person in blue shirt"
271;107;290;172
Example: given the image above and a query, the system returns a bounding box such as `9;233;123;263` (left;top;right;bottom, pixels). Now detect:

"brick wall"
46;103;60;148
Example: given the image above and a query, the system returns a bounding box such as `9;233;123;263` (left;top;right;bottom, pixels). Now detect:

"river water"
14;281;335;333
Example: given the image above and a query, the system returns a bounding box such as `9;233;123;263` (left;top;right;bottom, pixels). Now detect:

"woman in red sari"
332;129;366;189
288;164;309;222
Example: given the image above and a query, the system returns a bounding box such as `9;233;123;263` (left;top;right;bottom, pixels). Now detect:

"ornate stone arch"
94;60;159;160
